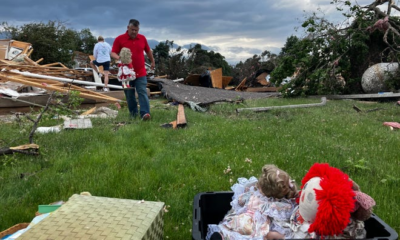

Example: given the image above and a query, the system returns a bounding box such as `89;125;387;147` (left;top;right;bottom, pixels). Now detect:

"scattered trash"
63;118;92;129
36;126;62;134
383;122;400;130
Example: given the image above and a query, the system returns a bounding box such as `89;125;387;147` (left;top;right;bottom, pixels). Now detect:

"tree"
1;20;97;67
153;40;173;76
152;42;232;79
270;0;400;97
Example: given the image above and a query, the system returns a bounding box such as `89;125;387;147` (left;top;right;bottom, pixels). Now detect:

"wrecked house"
0;39;33;61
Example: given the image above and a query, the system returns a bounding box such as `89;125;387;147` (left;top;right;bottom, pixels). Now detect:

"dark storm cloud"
0;0;318;63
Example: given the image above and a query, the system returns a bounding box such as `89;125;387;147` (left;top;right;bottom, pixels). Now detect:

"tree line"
0;20;277;87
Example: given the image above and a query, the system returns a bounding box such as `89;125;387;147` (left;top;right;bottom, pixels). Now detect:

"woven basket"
0;223;29;238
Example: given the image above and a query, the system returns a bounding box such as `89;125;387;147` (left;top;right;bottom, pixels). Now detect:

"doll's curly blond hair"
258;164;298;199
119;47;132;64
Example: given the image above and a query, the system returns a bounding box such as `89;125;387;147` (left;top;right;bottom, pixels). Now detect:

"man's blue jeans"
124;76;150;118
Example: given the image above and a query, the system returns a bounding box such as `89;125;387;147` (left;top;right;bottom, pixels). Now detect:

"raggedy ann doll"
117;47;136;88
207;164;298;240
289;163;375;239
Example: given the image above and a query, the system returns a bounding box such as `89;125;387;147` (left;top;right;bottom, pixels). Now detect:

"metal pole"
236;97;327;113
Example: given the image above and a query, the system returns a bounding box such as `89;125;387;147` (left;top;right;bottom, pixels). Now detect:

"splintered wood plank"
170;120;177;129
0;73;121;104
176;104;187;128
0;40;8;60
23;56;38;66
9;143;39;150
235;77;247;91
209;68;222;88
222;76;233;88
81;107;97;116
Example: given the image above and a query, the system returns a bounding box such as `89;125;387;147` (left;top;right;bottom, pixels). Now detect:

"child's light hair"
258;164;298;199
120;47;132;64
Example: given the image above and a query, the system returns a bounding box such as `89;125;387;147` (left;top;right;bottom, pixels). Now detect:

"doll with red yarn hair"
289;163;375;239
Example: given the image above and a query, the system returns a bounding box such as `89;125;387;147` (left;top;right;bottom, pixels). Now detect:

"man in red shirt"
111;19;155;120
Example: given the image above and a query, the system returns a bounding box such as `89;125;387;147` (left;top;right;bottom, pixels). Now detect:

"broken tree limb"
1;144;39;155
29;92;54;144
236;97;327;113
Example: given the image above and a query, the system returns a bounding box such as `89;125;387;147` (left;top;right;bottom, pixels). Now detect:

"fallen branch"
0;144;40;156
28;92;55;144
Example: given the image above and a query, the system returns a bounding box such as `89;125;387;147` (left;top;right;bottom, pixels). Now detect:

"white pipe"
236;97;327;113
173;78;184;82
9;70;123;89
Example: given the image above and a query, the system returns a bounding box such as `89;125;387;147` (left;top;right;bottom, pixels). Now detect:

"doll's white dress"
206;177;297;240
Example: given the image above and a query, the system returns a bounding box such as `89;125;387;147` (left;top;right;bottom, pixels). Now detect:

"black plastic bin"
192;191;398;240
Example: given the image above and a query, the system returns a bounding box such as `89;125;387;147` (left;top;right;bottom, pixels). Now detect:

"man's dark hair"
129;19;140;27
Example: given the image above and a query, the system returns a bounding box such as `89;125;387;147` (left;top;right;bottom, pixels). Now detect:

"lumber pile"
0;39;122;105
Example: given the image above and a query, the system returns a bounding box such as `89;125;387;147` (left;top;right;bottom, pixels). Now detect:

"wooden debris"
183;74;201;86
256;72;270;86
222;76;233;88
0;70;122;104
1;143;40;155
235;77;247;91
209;68;223;88
9;143;39;150
176;104;187;128
245;87;281;92
80;107;97;116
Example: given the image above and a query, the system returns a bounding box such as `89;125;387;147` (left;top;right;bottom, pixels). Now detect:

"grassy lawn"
0;96;399;239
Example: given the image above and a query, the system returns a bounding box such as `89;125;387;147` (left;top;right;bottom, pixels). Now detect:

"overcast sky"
1;0;372;64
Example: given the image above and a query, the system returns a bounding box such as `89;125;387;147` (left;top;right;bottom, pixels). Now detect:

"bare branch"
28;92;56;144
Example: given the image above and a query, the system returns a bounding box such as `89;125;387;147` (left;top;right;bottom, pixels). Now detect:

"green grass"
1;97;399;239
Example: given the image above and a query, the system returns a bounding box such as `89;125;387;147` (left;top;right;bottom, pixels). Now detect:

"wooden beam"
26;48;34;57
24;56;38;66
81;107;97;116
176;104;187;128
0;73;121;104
